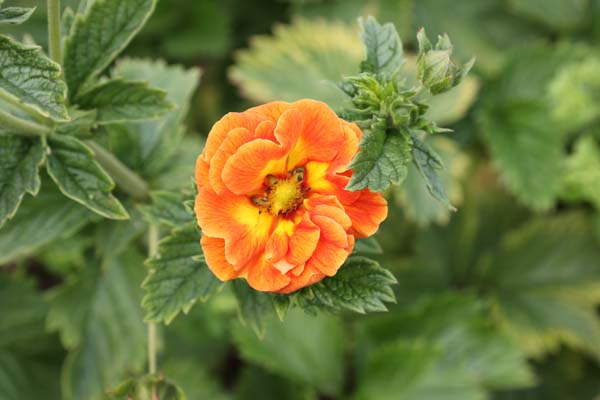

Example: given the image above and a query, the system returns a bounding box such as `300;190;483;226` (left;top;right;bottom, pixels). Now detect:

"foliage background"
2;0;600;399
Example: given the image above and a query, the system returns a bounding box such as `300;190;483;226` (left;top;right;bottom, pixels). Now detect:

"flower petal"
246;256;291;292
201;236;240;280
209;127;255;194
203;112;265;160
221;139;288;195
342;190;388;238
286;99;346;168
306;214;351;276
195;188;274;268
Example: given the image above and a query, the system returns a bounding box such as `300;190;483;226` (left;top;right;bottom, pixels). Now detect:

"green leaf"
0;181;93;264
232;309;345;396
234;367;316;400
231;280;274;338
55;109;97;138
0;350;61;400
396;136;468;227
138;191;191;228
0;277;49;353
548;57;600;131
110;59;201;178
411;132;455;210
142;223;222;324
359;16;404;78
294;256;397;314
477;101;564;210
0;7;35;25
63;0;157;97
46;135;129;220
481;213;600;358
353;237;383;255
508;0;589;31
361;294;535;391
347;122;412;192
354;340;486;400
107;374;186;400
0;135;43;227
229;18;362;111
76;79;174;123
0;35;68;120
55;251;147;400
561;136;600;209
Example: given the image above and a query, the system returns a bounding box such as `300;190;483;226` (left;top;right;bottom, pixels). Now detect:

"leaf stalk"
47;0;61;63
85;140;149;200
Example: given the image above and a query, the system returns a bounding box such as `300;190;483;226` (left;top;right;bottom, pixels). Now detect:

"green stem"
147;226;159;398
47;0;61;64
85;140;149;200
0;109;53;136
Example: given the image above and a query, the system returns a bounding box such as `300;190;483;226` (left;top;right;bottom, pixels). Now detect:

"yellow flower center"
253;167;307;216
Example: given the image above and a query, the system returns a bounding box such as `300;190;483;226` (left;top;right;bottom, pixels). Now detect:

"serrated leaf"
0;35;68;120
55;109;97;138
109;59;201;178
271;295;290;322
138;191;192;228
294;256;397;314
481;213;600;358
477;101;564;210
411;132;455;210
0;135;43;227
63;0;157;97
0;7;35;25
231;280;274;338
548;57;600;131
396;136;469;227
232;309;345;396
361;294;535;391
142;223;222;324
347;123;411;192
354;340;486;400
46;135;129;220
561;136;600;209
56;250;147;400
229;19;362;111
76;79;174;123
359;16;404;78
0;180;93;264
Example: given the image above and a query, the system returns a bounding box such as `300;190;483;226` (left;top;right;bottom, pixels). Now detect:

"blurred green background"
3;0;600;399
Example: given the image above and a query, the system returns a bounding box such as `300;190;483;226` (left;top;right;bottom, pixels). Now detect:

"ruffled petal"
286;99;346;168
341;190;388;238
201;236;240;280
209;127;254;194
246;256;291;292
203;112;265;160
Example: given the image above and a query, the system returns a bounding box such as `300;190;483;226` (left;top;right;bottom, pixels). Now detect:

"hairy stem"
0;109;53;136
147;226;159;398
47;0;62;64
85;140;149;200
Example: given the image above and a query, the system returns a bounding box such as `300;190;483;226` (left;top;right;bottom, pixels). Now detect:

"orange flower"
194;99;387;293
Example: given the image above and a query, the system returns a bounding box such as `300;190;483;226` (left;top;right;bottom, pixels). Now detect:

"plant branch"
85;140;149;200
47;0;62;64
0;109;53;136
147;225;159;398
